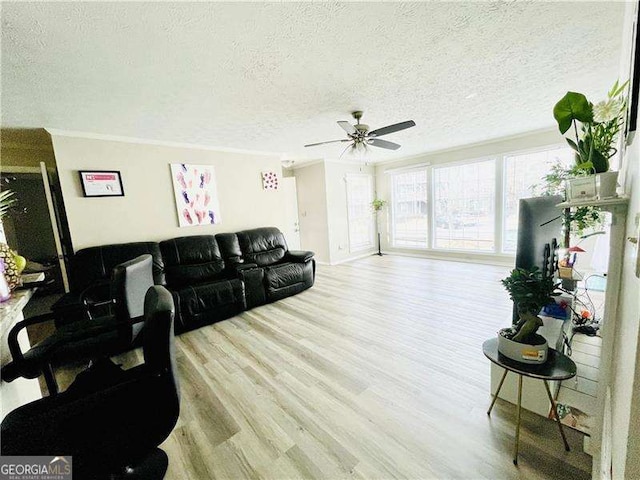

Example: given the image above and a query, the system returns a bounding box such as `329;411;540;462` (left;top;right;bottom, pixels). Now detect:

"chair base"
76;448;168;480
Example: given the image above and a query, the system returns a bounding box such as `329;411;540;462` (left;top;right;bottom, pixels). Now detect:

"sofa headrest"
159;235;226;288
71;242;165;292
215;233;243;266
236;227;288;267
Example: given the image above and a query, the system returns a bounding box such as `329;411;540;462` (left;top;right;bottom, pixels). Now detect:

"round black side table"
482;337;577;465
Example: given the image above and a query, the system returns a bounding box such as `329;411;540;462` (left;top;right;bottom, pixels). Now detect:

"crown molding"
45;128;281;157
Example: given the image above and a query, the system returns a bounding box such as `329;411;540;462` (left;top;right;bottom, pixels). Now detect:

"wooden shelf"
556;195;629;209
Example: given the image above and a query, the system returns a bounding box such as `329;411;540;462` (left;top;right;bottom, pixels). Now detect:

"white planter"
566;176;596;201
498;334;548;365
596;171;619;199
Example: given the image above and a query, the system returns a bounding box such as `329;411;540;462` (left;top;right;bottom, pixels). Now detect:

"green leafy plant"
500;267;560;344
553;80;628;173
371;198;387;212
0;190;16;219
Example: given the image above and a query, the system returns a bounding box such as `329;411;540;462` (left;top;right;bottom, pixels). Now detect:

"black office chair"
1;254;154;394
1;285;180;480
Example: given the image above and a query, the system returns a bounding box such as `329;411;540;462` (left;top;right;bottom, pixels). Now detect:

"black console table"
483;337;577;465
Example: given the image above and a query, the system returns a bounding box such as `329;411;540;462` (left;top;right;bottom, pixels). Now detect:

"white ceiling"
1;2;626;163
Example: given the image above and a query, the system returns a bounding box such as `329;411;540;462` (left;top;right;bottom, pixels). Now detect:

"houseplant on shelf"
498;266;561;364
371;198;387;256
553;80;628;199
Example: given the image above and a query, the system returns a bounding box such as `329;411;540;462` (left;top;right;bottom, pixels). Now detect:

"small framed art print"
79;170;125;197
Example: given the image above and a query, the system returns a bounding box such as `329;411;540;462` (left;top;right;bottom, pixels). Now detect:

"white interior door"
281;177;301;250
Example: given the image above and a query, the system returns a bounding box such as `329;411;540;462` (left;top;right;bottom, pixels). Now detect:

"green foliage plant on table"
553;80;628;174
499;266;561;345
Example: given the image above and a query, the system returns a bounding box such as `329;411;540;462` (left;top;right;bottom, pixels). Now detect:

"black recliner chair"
1;254;154;394
1;285;180;480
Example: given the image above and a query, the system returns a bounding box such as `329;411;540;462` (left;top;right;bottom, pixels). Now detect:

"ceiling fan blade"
368;138;401;150
337;121;357;135
368;120;416;137
304;139;350;148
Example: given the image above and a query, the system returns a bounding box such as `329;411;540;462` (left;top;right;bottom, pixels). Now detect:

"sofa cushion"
236;227;287;267
160;236;226;289
171;278;245;332
264;261;314;302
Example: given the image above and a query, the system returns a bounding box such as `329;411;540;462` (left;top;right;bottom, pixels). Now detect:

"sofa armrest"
285;251;314;263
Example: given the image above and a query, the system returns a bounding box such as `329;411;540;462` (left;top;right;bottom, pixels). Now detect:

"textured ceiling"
1;2;626;163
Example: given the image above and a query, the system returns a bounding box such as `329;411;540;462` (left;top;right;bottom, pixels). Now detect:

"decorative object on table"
0;189;16;244
78;171;124;197
0;190;16;218
498;266;561;364
0;243;20;291
261;171;279;190
566;176;597;201
553;80;628;199
557;245;585;280
170;164;221;227
0;259;11;302
371;198;387;256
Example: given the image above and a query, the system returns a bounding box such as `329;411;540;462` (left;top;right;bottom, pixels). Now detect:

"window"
391;169;428;248
346;174;374;252
502;147;573;252
433;159;496;251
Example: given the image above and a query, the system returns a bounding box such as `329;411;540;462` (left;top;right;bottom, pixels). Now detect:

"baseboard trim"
380;249;514;267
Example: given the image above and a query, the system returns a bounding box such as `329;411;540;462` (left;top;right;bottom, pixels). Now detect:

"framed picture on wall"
79;170;124;197
170;163;222;227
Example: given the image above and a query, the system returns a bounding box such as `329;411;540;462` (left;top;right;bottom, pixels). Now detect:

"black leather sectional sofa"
53;227;315;334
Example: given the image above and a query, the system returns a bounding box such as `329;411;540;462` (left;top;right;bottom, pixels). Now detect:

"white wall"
293;161;330;263
50;133;288;250
609;138;640;479
374;129;564;265
325;161;376;264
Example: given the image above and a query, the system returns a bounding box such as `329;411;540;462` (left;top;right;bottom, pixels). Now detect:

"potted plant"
553;80;628;199
498;266;561;364
371;198;387;256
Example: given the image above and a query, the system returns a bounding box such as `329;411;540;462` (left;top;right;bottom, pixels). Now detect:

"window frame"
389;166;430;250
345;173;375;253
385;143;569;256
431;156;498;253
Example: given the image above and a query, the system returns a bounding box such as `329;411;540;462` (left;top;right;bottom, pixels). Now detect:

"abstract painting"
170;164;221;227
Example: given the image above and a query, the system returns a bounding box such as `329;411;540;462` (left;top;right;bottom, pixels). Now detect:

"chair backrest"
70;241;165;293
143;286;178;386
111;254;154;343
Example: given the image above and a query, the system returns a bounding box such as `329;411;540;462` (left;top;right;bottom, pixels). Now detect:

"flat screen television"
513;195;564;322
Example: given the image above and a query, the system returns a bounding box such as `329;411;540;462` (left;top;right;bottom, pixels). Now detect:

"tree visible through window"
503;147;573;253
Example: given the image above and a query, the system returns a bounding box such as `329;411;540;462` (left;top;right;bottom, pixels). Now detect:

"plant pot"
566;176;597;201
498;333;548;364
596;171;619;199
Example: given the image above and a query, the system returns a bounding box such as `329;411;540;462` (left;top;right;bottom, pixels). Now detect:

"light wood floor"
145;255;590;480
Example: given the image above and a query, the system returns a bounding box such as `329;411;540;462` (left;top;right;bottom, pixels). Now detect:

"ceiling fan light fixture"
304;111;416;153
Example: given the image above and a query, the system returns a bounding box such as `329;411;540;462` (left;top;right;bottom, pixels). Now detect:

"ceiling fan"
304;111;416;154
